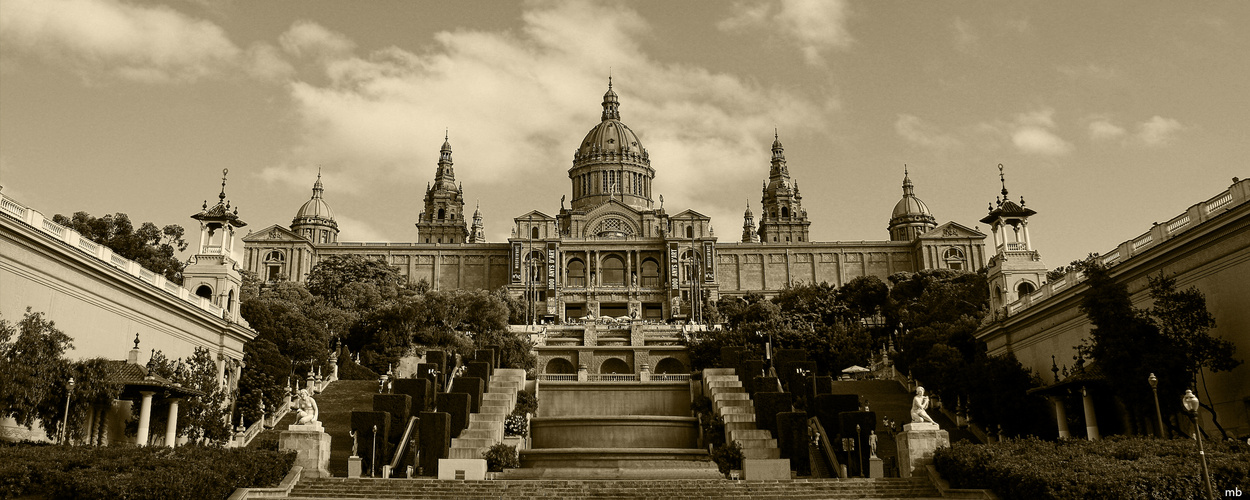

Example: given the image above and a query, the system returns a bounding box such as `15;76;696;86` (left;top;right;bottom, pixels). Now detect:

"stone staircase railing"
447;368;526;460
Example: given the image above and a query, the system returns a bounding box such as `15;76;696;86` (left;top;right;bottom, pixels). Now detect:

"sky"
2;0;1247;271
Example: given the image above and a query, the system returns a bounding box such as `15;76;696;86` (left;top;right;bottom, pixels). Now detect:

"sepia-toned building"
243;82;988;323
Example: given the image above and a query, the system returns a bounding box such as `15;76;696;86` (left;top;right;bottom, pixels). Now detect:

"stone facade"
243;83;988;323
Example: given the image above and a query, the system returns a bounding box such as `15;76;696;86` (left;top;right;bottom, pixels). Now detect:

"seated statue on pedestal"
910;386;936;425
295;388;320;425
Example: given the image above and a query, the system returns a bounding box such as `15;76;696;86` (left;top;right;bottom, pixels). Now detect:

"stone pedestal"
742;458;791;480
868;456;884;478
280;423;331;479
347;456;363;478
438;458;487;480
895;422;948;478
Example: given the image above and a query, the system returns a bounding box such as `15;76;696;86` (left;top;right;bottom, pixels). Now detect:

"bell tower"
741;201;758;243
757;131;810;244
185;168;246;322
982;164;1047;312
416;133;469;244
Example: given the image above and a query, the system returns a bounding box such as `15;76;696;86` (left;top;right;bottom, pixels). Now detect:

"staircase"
286;477;943;499
703;368;781;460
447;368;526;459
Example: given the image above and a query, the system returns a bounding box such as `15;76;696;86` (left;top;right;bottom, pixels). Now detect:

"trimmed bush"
934;436;1250;500
482;443;519;472
504;413;528;437
711;441;744;476
0;442;293;500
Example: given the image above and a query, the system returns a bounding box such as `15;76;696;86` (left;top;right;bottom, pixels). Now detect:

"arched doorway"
654;358;687;374
600;358;630;374
544;358;576;374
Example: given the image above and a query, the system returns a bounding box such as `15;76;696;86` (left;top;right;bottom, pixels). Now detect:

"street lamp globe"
1148;373;1157;389
1182;389;1199;413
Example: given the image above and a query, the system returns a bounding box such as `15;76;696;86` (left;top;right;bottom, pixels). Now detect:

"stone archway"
653;357;687;374
600;358;631;374
544;358;576;375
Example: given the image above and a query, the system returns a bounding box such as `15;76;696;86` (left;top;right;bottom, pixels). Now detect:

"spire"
434;132;456;190
218;168;229;204
902;164;914;196
771;129;785;162
601;77;620;121
312;167;324;198
998;163;1008;204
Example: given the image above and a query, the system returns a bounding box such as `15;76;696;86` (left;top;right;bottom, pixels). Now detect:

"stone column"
1049;395;1070;439
165;398;182;447
1081;386;1099;440
135;391;156;446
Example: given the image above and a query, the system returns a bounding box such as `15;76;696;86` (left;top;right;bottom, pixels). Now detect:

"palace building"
242;82;988;323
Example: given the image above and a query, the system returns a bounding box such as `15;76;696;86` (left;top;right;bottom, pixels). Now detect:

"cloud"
334;214;389;243
1057;63;1118;81
1135;116;1184;146
1005;109;1071;155
265;2;830;242
1087;117;1126;141
718;0;853;65
895;114;961;150
0;0;288;83
951;17;977;51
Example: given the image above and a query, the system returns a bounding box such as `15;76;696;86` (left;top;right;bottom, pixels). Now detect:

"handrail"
810;416;845;478
387;416;420;477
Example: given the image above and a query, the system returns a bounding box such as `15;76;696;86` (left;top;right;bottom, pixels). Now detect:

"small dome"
293;174;337;228
892;195;932;219
574;78;648;163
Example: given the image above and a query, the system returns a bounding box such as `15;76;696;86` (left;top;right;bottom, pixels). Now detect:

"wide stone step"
708;381;744;390
729;429;772;441
722;413;756;423
719;406;754;415
705;375;739;384
735;437;777;449
447;447;487;459
741;447;782;459
450;437;492;449
288;477;941;499
703;368;737;377
458;429;496;440
469;412;506;423
712;392;750;402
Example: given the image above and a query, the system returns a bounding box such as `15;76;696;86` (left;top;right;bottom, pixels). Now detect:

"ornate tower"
741;202;758;242
416;134;469;244
291;170;338;244
981;164;1047;312
757;131;810;244
468;204;486;243
888;166;937;241
185;169;246;322
568;78;654;211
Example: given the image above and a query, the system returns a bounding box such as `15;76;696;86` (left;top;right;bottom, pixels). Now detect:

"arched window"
526;250;545;283
640;259;660;287
1017;281;1036;297
531;227;540;239
438;208;445;220
566;259;586;287
600;358;631;374
601;255;626;286
781;206;789;217
195;284;212;299
686;226;694;238
264;251;285;282
944;247;966;270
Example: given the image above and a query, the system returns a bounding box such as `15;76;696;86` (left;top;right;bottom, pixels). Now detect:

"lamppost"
60;377;75;445
1148;373;1164;438
1182;389;1216;500
681;253;702;325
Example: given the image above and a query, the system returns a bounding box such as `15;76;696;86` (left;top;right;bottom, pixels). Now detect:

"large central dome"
568;80;655;211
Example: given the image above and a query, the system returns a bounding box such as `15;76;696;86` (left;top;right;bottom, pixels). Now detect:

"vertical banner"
703;241;715;282
669;243;680;290
511;242;522;283
547;244;557;290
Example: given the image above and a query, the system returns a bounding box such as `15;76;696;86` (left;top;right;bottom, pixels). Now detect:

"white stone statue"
869;430;878;457
910;386;935;424
295;388;320;425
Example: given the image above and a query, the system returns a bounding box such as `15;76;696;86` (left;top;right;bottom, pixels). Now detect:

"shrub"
710;441;744;476
513;390;539;416
0;443;294;500
504;413;528;437
934;436;1250;500
482;443;519;472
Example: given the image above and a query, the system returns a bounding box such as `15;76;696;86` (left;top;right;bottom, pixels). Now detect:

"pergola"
102;361;204;446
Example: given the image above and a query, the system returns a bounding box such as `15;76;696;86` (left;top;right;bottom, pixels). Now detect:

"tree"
1076;264;1241;437
0;308;74;431
305;255;403;308
836;275;890;320
52;211;187;284
236;338;292;428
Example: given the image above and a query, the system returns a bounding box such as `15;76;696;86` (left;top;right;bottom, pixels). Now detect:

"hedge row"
0;442;294;500
933;436;1250;500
